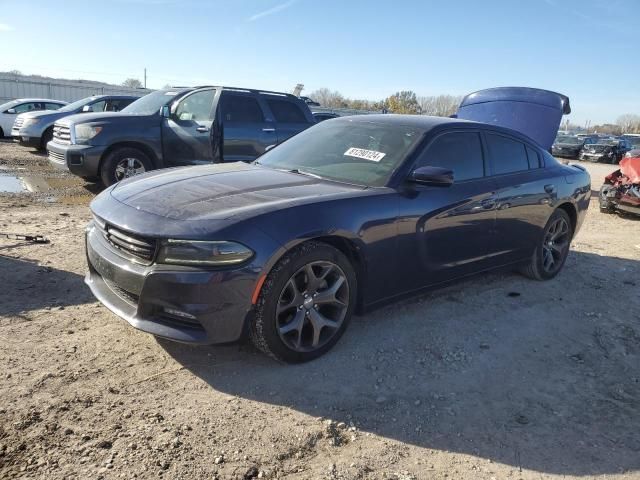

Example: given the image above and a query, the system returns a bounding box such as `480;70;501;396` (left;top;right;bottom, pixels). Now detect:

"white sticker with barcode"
344;147;386;162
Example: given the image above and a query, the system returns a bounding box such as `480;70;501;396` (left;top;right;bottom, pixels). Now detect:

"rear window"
485;133;529;175
267;99;308;123
526;146;541;169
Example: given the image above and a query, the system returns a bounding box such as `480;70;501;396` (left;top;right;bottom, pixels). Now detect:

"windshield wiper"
286;168;322;179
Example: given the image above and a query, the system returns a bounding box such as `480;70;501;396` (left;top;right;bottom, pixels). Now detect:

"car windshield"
0;99;21;111
256;119;425;187
57;97;98;113
556;135;582;145
121;90;178;115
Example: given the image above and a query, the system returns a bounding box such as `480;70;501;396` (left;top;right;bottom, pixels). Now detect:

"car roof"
335;114;546;148
3;98;67;104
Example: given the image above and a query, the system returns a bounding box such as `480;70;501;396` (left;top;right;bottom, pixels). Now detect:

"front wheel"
520;209;573;280
100;147;152;187
250;241;357;363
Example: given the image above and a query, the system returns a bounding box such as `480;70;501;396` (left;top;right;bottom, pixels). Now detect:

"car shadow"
0;254;94;316
159;250;640;476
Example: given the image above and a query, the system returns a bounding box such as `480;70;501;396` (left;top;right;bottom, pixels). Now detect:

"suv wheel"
101;147;152;186
250;241;357;363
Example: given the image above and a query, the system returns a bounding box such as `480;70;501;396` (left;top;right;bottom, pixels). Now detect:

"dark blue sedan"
86;88;591;362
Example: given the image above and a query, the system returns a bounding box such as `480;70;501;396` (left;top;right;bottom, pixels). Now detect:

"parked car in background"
580;138;630;163
299;96;320;106
312;112;340;122
624;148;640;158
84;87;588;362
0;98;67;138
551;134;595;159
621;133;640;150
12;95;139;150
599;156;640;216
48;87;315;186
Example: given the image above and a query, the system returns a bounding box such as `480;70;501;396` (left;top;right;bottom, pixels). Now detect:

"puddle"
0;174;81;193
0;175;25;193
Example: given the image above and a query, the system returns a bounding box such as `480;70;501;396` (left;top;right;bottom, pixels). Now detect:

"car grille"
587;145;608;153
53;123;71;144
48;150;65;165
13;117;25;129
103;224;157;264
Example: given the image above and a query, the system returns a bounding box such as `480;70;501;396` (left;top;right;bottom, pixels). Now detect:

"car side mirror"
82;105;93;113
6;108;16;114
409;166;454;186
160;105;170;118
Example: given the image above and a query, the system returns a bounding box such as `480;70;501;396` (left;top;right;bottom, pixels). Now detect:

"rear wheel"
520;209;573;280
100;147;152;187
250;241;357;363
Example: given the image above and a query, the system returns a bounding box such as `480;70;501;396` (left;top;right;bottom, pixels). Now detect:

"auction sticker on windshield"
344;147;386;162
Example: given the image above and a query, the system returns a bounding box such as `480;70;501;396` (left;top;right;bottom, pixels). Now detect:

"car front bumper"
47;141;107;177
85;221;256;344
552;148;580;158
12;125;44;147
579;152;614;163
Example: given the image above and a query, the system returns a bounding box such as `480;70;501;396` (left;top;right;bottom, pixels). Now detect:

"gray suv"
48;86;316;185
12;95;139;150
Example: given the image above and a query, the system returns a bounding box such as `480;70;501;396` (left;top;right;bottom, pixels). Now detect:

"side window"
267;99;308;123
417;131;484;182
45;103;63;111
526;145;541;169
219;94;264;123
106;99;132;112
14;102;39;113
485;133;529;175
175;89;215;121
88;100;107;112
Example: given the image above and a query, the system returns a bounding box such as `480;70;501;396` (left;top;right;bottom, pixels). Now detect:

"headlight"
157;240;254;266
21;118;41;128
74;124;103;144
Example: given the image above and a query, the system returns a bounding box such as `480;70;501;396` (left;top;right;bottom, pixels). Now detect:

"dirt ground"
0;139;639;480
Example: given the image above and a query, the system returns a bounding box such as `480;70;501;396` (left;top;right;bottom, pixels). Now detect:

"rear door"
161;88;216;166
263;97;314;143
484;131;552;263
218;92;274;162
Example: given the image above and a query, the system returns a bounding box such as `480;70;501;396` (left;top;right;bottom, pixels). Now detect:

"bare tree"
307;88;346;108
616;114;640;134
122;78;143;89
418;95;462;117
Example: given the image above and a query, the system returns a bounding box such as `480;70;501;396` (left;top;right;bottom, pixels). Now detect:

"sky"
1;0;638;124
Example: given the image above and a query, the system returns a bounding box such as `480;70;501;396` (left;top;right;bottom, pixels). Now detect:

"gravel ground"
0;140;639;480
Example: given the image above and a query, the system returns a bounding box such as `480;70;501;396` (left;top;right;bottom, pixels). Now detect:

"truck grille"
13;117;25;129
104;225;157;263
53;123;71;144
48;150;65;165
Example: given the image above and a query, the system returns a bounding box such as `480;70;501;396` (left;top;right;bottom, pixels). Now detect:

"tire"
100;147;153;187
38;128;53;151
520;209;573;281
250;241;357;363
0;127;4;138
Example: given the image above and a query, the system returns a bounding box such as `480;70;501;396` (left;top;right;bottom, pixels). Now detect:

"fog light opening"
162;307;196;320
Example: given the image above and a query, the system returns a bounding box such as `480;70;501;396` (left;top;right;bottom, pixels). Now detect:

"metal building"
0;72;152;103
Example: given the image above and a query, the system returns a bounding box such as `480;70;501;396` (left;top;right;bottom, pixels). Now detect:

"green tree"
385;91;421;114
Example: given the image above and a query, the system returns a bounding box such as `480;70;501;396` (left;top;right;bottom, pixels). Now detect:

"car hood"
554;142;582;148
456;87;570;151
16;110;70;122
108;162;364;222
60;111;139;126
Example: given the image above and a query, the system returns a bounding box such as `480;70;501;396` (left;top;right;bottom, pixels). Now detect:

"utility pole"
144;68;147;89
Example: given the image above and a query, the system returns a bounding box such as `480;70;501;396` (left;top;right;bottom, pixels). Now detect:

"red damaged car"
599;154;640;216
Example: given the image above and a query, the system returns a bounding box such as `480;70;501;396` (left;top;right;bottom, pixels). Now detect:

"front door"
161;88;216;166
396;130;498;292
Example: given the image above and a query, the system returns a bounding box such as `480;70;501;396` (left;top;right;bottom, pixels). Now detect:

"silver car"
0;98;66;139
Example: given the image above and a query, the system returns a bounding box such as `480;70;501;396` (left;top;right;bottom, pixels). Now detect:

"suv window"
267;99;308;123
45;102;63;111
107;99;133;112
417;131;484;182
88;100;107;113
485;133;529;175
526;146;541;169
220;94;264;123
175;89;215;121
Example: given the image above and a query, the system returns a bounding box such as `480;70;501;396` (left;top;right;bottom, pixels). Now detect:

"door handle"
481;198;496;209
196;126;209;133
262;128;275;132
544;184;556;194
